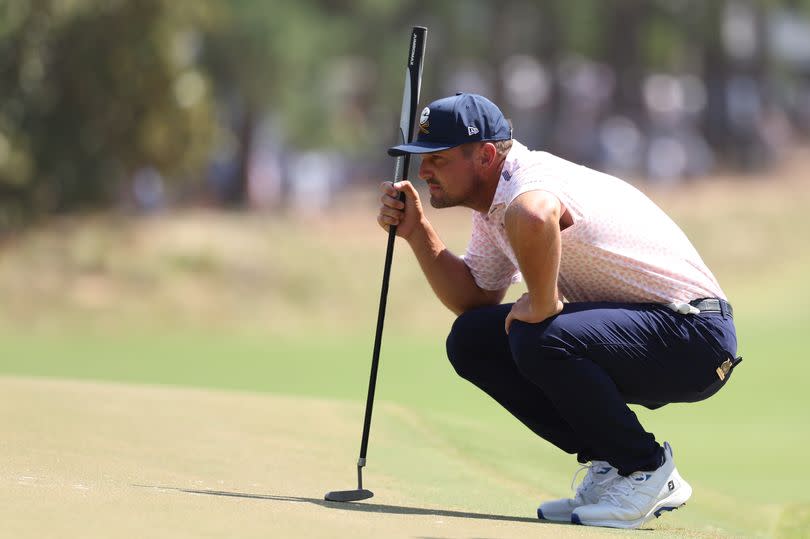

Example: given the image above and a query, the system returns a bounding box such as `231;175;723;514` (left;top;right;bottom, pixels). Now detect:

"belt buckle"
716;358;732;381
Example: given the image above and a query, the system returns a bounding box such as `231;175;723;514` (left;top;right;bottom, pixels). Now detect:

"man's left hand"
505;293;564;334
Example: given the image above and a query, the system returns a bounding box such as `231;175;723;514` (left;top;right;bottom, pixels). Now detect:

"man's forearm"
406;219;503;315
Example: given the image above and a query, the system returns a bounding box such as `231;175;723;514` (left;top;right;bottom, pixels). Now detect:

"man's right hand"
377;181;424;240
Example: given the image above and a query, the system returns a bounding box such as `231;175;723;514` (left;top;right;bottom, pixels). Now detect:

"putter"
325;25;427;503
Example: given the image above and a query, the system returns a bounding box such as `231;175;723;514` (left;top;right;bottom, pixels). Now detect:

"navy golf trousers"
445;301;738;476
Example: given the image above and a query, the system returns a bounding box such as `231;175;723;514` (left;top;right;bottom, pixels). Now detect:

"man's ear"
478;142;497;168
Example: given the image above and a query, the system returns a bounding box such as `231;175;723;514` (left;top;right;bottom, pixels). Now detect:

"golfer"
377;93;740;529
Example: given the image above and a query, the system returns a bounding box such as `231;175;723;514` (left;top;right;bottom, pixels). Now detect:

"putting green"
0;376;729;538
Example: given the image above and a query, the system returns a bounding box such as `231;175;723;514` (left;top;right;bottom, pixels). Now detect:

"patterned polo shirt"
462;140;726;304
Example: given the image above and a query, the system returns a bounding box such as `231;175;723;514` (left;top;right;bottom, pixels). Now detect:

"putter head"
324;489;374;502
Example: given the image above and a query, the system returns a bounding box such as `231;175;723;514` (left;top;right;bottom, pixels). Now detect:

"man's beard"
428;169;484;209
428;188;456;209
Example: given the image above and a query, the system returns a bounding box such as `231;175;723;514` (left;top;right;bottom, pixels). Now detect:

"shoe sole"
571;484;692;529
571;503;685;527
537;507;572;523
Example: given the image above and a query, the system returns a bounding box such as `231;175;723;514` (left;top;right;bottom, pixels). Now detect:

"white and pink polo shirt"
462;140;725;304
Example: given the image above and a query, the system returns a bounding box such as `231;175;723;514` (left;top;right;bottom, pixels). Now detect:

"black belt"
689;298;733;319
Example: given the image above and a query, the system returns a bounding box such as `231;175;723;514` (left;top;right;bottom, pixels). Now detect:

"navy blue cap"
388;93;512;156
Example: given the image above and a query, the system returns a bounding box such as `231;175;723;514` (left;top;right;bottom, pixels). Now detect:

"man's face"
417;144;484;209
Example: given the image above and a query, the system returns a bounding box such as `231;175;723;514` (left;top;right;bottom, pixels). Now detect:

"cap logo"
467;125;480;136
419;107;430;134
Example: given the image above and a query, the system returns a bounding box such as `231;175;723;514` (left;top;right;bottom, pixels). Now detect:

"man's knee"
445;310;480;380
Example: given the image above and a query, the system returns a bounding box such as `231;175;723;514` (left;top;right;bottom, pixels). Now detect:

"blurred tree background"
2;0;810;229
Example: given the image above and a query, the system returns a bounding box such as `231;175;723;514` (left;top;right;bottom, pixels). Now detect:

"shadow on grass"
134;484;550;525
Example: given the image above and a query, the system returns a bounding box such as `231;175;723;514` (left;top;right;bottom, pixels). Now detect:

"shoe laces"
571;461;612;499
599;471;646;506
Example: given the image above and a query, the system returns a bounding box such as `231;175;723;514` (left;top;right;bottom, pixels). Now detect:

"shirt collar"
487;139;528;216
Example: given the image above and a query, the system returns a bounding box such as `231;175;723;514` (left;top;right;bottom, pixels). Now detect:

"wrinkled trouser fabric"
445;301;737;476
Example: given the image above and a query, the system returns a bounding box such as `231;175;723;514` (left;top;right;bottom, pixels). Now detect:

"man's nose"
418;158;431;181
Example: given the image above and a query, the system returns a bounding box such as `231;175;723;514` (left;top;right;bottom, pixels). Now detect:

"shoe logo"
667;480;675;491
595;467;611;475
633;473;652;482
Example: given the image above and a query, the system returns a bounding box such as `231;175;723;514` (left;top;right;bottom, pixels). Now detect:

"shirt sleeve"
461;212;519;291
507;158;585;223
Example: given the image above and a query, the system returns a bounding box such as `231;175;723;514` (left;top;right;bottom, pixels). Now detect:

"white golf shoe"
571;442;692;529
537;461;617;522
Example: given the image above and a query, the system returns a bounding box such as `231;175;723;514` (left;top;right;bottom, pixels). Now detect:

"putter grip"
389;191;406;235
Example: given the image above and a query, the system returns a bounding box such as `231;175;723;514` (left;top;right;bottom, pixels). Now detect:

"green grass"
774;505;810;539
0;304;806;537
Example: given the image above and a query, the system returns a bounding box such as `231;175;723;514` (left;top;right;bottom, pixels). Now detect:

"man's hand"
505;293;564;334
377;181;425;240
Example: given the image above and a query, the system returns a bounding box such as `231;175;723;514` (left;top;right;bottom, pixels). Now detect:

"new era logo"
467;126;480;136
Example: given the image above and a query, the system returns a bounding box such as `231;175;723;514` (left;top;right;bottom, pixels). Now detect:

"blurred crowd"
2;0;810;224
235;1;810;214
